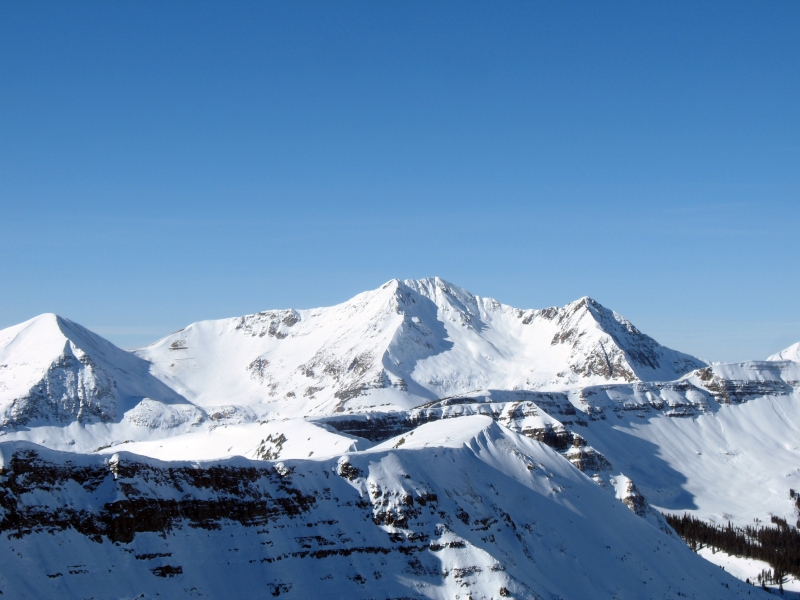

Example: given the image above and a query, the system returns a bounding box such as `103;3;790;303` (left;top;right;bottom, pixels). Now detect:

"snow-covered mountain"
0;314;184;428
134;277;706;417
1;278;798;596
769;341;800;362
0;278;707;427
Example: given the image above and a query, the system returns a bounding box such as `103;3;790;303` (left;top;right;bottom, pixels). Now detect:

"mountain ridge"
132;277;707;416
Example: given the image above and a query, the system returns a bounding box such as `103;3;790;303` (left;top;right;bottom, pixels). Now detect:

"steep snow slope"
136;277;705;416
769;341;800;362
0;314;185;427
309;361;800;530
572;361;800;528
0;417;764;599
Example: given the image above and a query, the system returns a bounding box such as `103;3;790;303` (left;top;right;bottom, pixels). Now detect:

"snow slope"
698;547;800;594
0;417;765;599
309;361;800;530
573;390;800;525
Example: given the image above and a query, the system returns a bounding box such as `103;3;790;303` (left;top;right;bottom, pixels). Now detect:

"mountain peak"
0;314;184;428
541;294;705;382
768;341;800;362
0;313;74;365
4;281;707;422
399;276;473;299
132;279;706;414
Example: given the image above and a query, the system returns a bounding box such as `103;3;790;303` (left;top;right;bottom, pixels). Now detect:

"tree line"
664;512;800;585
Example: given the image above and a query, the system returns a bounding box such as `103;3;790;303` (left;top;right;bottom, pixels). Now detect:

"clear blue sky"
1;1;798;362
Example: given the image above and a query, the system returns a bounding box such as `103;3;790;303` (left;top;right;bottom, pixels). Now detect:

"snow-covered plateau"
1;277;798;598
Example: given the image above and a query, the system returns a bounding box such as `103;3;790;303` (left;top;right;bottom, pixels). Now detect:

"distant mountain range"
1;278;708;425
0;277;797;598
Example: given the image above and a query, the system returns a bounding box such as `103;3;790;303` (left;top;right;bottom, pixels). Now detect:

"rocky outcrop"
0;446;317;544
319;397;614;476
612;475;648;517
564;435;612;474
235;310;301;339
694;366;796;405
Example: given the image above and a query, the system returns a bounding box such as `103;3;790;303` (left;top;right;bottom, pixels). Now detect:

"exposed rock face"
255;433;287;460
564;435;612;473
613;475;649;517
0;446;317;544
693;365;796;405
575;380;713;419
235;309;301;339
247;357;271;382
567;364;800;420
7;347;117;427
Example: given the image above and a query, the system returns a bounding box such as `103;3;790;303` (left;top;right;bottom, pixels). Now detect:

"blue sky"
1;1;798;361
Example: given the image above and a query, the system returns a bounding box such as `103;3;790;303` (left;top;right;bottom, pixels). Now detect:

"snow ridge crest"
1;278;707;422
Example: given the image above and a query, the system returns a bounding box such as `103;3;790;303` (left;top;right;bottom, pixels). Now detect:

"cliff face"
6;347;118;426
0;419;759;599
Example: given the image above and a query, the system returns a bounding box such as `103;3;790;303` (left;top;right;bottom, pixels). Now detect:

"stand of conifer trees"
664;512;800;584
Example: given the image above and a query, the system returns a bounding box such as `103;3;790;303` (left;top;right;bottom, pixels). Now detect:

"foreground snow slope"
566;361;800;525
135;277;705;415
0;417;763;599
571;385;800;526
